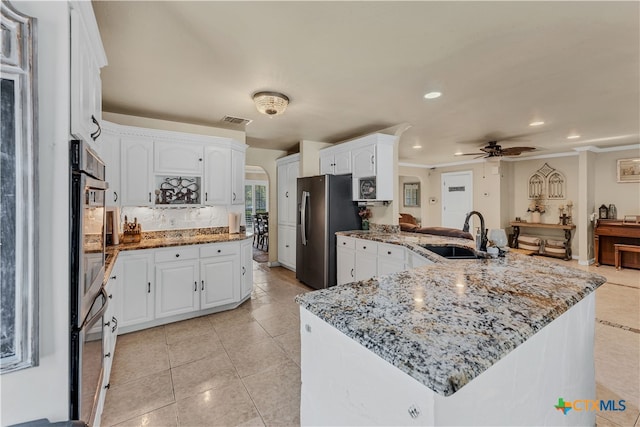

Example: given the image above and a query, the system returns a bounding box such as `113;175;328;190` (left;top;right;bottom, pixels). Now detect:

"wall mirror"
1;1;39;374
403;182;420;207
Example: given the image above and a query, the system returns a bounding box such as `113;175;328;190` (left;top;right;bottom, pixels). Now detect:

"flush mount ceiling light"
412;143;423;149
252;91;290;116
529;120;545;127
424;91;442;99
567;134;581;140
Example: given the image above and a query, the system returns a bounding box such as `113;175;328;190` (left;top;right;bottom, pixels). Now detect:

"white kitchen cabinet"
377;242;406;276
276;154;300;225
200;255;238;309
336;237;356;286
70;5;107;148
240;240;253;299
278;224;297;271
320;150;351;175
351;145;376;178
355;240;378;281
154;140;203;175
155;260;200;319
118;251;154;328
203;145;230;205
408;251;434;269
351;135;395;201
99;127;120;206
101;261;120;394
231;148;245;205
120;137;154;206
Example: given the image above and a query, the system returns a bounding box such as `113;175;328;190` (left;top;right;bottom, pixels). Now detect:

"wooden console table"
510;221;576;261
595;220;640;269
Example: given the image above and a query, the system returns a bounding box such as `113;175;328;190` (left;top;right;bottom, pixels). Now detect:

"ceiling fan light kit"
252;91;290;116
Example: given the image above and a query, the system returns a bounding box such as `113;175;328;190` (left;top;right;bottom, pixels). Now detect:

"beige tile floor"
102;258;640;427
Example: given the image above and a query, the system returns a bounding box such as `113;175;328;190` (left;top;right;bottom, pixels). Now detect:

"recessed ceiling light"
529;120;545;127
567;134;581;140
424;91;442;99
412;144;423;149
454;150;463;156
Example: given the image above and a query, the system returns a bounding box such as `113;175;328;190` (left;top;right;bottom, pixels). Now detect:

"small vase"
362;219;370;230
531;211;541;223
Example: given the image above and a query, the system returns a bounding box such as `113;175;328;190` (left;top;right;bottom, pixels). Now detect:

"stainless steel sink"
419;244;482;259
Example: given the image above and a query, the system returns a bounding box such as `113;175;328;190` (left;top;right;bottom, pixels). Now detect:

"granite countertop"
296;230;607;397
104;231;252;285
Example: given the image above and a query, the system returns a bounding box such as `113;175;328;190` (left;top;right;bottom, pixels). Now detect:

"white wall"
594;147;640;218
1;2;71;425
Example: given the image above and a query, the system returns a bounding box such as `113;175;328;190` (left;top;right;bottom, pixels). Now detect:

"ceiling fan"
456;139;537;158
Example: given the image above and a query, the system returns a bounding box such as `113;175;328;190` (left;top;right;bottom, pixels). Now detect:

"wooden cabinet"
319;133;396;201
320;150;351;175
337;236;417;284
240;240;253;299
277;154;300;225
200;255;238;309
336;236;356;286
377;242;406;276
594;220;640;268
98;127;120;205
70;6;107;148
278;225;297;271
154;140;203;175
155;259;200;319
203;145;230;205
355;240;378;281
120;137;154;206
231;149;245;205
277;154;300;271
118;251;154;328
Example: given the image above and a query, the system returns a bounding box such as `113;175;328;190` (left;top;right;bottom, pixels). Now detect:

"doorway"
441;171;473;230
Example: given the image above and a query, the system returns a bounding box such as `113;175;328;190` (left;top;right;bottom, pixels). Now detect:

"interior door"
441;171;473;230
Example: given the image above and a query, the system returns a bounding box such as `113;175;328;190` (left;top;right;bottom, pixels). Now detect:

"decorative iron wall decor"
1;0;39;374
528;163;566;200
155;176;201;204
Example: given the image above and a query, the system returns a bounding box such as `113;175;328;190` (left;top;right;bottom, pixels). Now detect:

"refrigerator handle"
301;191;309;246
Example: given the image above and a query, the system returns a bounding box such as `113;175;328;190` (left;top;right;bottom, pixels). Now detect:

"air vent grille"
222;115;252;126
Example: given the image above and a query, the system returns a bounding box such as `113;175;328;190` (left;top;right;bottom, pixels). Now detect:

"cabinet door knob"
113;191;118;202
233;192;236;201
201;280;204;291
90;115;102;141
104;352;111;358
148;192;152;202
175;253;180;258
147;282;151;293
388;251;391;255
205;192;208;201
285;245;289;248
342;242;346;245
194;281;197;291
285;191;289;198
242;266;246;275
370;155;375;165
363;246;367;249
110;275;116;280
350;268;354;277
217;249;221;253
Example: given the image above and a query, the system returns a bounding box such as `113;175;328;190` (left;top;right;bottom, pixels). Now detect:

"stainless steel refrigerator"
296;174;360;289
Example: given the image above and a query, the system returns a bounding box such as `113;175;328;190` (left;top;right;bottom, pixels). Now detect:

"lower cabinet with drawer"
337;236;414;285
116;239;251;335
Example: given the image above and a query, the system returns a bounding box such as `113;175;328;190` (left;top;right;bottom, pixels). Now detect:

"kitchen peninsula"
296;231;606;426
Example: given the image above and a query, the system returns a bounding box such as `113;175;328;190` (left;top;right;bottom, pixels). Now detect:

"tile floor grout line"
596;318;640;334
603;281;640;290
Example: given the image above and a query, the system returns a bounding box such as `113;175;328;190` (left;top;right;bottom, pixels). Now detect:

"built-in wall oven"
69;139;109;424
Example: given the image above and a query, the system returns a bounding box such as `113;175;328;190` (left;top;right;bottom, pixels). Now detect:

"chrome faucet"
462;211;488;252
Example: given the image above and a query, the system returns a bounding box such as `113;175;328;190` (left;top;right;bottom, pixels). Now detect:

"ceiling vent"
222;115;252;126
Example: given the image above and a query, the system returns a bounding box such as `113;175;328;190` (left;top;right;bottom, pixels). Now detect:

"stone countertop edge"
103;232;253;286
296;230;607;397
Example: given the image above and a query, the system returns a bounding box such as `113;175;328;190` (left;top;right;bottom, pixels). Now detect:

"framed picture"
403;182;420;207
617;158;640;183
359;177;377;199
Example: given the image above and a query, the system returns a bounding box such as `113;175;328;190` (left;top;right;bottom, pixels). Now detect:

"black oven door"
71;173;108;328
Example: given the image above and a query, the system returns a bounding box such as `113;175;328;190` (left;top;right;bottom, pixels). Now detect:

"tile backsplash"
119;205;244;232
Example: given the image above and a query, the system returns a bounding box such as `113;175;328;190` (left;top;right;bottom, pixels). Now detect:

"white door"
200;256;238;309
336;246;355;286
119;252;154;328
231;149;245;205
240;240;253;299
441;171;473;230
121;137;154;206
204;146;230;205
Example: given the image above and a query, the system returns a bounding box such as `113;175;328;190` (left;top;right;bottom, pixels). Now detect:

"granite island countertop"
295;230;607;397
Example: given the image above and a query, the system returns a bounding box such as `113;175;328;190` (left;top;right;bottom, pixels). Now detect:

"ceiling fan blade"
501;146;536;155
456;152;486;156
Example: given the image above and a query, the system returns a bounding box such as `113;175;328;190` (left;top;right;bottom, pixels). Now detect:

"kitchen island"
296;231;607;426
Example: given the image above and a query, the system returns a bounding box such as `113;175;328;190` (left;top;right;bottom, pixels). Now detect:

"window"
245;180;268;228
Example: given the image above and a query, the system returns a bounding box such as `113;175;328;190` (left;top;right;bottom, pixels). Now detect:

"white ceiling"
93;1;640;165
